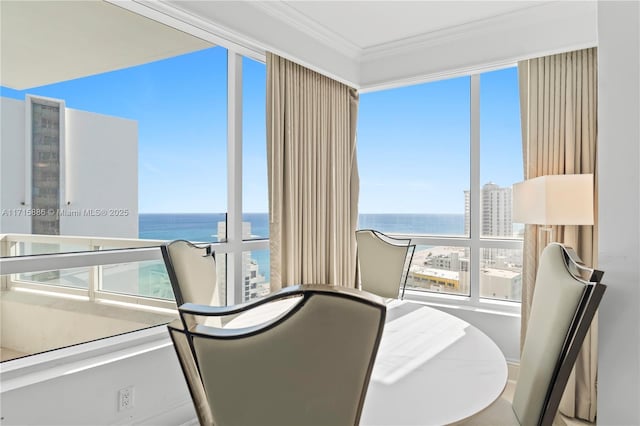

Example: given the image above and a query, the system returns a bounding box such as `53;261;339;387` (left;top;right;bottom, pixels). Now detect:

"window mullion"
469;74;481;304
227;51;243;305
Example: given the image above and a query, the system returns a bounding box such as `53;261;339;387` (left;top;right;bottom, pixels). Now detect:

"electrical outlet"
118;386;134;411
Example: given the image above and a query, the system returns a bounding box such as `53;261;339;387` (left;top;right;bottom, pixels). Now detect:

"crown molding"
358;59;518;93
360;1;568;62
112;0;266;62
358;1;597;91
113;0;596;92
249;1;362;60
116;0;359;87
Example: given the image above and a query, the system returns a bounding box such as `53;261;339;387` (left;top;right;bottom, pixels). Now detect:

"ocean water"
139;213;465;285
139;213;464;242
357;213;464;236
139;213;271;242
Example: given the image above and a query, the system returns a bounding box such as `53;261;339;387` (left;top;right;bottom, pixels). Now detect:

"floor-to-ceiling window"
0;1;269;360
358;67;523;306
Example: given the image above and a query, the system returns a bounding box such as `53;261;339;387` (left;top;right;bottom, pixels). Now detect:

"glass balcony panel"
16;267;90;289
16;241;92;257
3;263;176;362
100;259;172;300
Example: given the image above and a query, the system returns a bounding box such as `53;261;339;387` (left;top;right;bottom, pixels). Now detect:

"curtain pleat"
266;53;359;290
518;48;598;422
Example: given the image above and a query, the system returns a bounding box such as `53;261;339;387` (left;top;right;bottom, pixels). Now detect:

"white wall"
0;97;138;238
0;98;29;234
0;330;195;425
596;1;640;425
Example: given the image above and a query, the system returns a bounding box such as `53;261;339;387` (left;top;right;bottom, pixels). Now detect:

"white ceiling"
158;0;596;89
0;0;597;91
0;0;212;90
278;1;543;50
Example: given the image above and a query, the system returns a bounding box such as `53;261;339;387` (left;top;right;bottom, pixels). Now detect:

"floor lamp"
512;174;594;249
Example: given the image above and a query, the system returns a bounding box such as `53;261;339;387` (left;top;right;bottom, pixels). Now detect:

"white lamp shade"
512;174;594;225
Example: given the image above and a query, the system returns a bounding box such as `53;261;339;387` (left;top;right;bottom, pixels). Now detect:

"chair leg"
401;245;416;300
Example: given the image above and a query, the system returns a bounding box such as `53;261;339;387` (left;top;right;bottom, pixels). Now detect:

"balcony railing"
0;234;205;361
0;233;179;310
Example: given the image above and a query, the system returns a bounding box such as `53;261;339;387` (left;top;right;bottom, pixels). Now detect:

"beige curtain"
266;53;359;290
519;48;598;422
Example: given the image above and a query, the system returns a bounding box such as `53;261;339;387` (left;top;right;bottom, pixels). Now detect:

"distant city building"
480;266;522;300
406;184;521;300
464;190;471;237
464;182;513;237
429;251;461;271
481;182;513;237
408;247;469;294
409;265;460;292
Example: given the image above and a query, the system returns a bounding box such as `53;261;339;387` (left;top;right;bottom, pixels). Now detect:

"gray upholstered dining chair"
457;243;606;426
168;284;387;426
161;239;220;308
161;240;221;425
356;229;416;299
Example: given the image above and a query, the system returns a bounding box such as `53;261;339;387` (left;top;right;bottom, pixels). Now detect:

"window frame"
225;52;270;305
371;74;523;314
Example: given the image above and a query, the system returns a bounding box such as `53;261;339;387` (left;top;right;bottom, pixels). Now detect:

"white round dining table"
360;300;508;425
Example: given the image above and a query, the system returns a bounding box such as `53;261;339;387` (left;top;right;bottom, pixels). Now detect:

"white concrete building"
1;96;138;238
480;267;522;301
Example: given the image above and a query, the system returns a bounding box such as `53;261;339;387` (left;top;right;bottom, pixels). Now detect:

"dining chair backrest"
512;243;606;426
168;284;386;426
356;229;415;299
161;240;220;308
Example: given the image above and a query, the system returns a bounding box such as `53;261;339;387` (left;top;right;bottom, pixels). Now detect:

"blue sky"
358;67;522;214
1;47;521;214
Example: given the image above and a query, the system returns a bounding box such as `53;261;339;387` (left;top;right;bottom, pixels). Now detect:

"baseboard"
507;361;519;381
134;399;196;426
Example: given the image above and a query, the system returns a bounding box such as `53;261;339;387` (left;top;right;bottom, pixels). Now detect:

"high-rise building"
464;182;513;237
1;95;138;238
481;182;513;237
